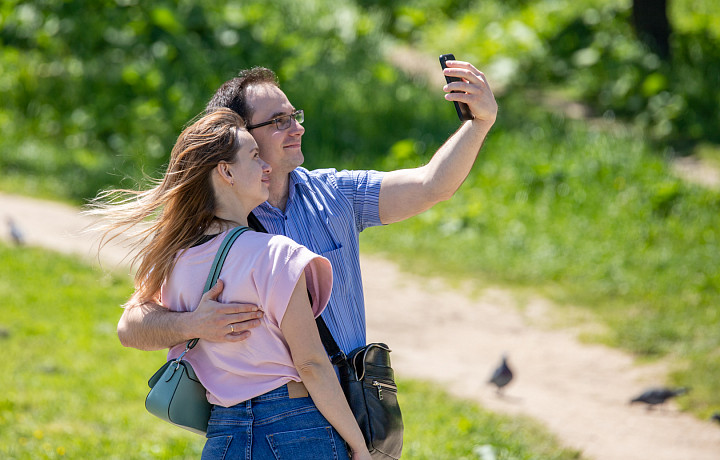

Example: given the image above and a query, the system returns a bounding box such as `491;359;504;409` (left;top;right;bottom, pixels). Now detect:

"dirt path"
3;191;720;459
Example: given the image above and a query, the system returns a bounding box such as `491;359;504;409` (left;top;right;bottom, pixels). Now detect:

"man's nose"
289;117;304;135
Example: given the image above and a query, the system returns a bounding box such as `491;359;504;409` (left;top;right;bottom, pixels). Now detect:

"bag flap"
180;360;202;383
148;360;173;388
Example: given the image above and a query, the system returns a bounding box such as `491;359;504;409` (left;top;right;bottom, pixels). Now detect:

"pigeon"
629;386;689;409
488;354;513;395
6;217;25;246
711;412;720;424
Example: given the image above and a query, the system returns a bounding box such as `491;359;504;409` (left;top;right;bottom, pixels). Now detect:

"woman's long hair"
87;108;247;303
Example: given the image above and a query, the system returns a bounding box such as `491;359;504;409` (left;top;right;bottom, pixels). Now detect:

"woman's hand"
351;449;372;460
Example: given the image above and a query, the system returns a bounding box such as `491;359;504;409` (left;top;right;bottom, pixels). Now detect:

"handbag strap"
183;225;251;351
203;226;251;293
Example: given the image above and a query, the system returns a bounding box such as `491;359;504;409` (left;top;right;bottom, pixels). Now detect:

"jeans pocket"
266;426;344;460
201;435;233;460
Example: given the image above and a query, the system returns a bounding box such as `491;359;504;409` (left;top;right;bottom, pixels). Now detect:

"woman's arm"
280;272;371;460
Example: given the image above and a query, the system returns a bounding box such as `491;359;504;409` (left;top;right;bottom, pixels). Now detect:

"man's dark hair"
205;67;279;122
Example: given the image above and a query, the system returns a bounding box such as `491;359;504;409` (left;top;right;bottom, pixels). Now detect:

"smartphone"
439;54;474;121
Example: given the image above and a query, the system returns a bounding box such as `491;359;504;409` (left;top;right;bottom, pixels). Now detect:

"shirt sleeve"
257;235;333;328
332;169;385;231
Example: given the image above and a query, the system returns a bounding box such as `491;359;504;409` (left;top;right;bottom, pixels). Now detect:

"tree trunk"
632;0;672;58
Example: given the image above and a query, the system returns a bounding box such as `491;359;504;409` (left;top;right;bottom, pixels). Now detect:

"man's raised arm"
379;60;498;224
117;280;263;351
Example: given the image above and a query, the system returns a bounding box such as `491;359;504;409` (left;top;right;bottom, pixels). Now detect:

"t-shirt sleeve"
257;235;333;328
332;169;385;231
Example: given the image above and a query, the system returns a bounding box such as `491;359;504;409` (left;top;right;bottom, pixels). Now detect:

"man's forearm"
423;118;493;199
118;280;263;351
379;119;492;224
117;301;190;351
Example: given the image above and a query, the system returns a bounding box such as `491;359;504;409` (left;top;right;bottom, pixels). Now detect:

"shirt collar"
288;167;312;198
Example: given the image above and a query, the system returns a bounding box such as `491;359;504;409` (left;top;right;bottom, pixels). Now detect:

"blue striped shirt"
253;166;385;354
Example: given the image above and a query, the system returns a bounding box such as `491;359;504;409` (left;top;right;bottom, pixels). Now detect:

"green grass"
0;242;580;459
0;244;202;459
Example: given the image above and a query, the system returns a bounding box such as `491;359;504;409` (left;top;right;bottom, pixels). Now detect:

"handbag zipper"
372;380;397;400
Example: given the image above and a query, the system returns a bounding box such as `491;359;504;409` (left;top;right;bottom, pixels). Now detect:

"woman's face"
227;130;272;208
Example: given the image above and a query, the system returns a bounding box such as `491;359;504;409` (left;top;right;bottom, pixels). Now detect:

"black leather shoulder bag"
316;317;404;460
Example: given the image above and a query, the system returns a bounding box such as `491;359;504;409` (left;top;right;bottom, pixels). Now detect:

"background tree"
632;0;672;58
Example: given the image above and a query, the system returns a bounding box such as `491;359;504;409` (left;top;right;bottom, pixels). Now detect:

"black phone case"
439;54;474;121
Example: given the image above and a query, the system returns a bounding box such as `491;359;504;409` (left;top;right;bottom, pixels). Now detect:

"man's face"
245;83;305;180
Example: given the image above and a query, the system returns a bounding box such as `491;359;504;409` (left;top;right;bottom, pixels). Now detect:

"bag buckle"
173;341;194;369
329;350;347;366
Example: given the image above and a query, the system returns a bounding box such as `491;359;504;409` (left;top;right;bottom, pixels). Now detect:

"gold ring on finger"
230;324;234;333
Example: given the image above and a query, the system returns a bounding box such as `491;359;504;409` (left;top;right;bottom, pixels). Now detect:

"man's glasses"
247;110;304;131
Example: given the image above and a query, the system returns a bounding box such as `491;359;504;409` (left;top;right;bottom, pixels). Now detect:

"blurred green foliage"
0;0;449;200
523;7;720;148
381;0;720;147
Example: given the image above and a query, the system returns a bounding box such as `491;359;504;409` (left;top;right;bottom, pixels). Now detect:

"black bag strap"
183;225;251;351
247;212;267;233
246;213;346;366
316;316;348;366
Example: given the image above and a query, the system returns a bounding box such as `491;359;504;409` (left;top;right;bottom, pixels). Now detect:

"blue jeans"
201;385;350;460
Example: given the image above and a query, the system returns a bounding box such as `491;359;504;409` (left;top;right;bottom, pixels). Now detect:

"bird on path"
629;386;689;409
6;217;25;246
488;354;513;395
711;412;720;424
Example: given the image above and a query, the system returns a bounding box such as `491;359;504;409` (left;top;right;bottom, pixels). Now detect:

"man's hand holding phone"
439;54;497;126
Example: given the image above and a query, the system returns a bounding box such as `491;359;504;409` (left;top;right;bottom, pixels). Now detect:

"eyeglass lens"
276;110;304;130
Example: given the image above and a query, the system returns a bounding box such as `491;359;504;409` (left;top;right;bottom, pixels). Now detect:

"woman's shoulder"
264;234;311;261
224;230;306;257
235;229;295;246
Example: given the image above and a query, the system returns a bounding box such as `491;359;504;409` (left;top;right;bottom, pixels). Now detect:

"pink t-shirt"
161;229;333;407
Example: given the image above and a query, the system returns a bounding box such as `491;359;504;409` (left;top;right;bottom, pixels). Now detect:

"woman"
89;108;370;460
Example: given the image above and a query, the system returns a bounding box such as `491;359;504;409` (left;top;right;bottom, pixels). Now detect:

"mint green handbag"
145;226;250;435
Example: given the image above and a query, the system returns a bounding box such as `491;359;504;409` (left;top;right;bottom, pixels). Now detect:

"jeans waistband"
251;381;308;403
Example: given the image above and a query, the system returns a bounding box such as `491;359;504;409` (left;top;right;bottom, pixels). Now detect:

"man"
118;59;497;353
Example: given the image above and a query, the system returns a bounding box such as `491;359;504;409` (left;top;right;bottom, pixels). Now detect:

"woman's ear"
216;161;234;186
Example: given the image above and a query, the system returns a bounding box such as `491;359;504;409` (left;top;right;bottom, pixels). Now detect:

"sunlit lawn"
0;243;581;459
